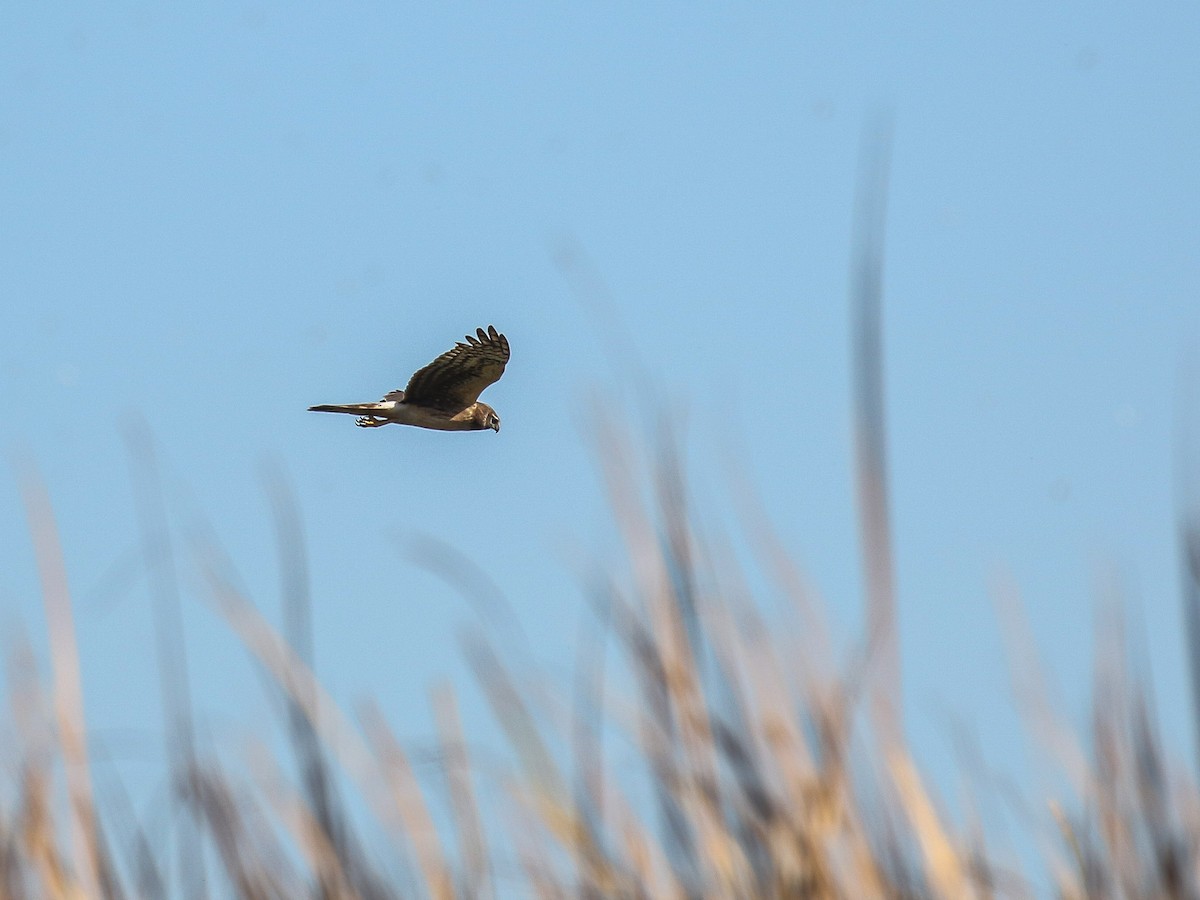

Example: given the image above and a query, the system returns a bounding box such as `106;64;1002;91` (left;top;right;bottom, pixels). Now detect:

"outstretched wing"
403;325;510;410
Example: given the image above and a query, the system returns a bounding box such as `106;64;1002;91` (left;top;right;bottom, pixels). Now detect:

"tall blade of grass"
432;684;491;899
92;747;166;899
359;703;455;900
5;639;45;900
726;466;833;689
993;576;1090;799
21;757;72;899
188;768;290;900
655;430;753;892
571;594;613;896
121;421;205;899
604;567;699;890
465;636;567;818
1182;521;1200;781
245;740;361;900
848;114;901;745
19;464;104;899
262;465;348;900
889;750;970;898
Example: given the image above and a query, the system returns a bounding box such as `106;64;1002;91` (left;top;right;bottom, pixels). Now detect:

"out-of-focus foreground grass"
5;421;1200;899
7;146;1199;897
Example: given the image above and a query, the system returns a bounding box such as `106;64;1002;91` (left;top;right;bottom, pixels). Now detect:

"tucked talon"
355;416;385;428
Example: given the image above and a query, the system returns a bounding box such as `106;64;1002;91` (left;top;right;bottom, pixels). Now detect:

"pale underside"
352;398;489;431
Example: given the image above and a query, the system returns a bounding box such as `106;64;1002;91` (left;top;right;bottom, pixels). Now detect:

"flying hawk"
309;325;509;432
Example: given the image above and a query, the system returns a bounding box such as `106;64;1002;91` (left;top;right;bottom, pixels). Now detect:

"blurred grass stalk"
18;464;104;900
5;131;1200;896
9;413;1200;897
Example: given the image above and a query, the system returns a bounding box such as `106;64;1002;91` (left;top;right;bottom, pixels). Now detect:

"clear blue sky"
2;1;1198;868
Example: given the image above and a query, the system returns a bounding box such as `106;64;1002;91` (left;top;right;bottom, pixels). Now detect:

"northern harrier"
309;325;509;432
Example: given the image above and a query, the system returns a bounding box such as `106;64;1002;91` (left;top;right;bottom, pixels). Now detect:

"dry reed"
2;426;1198;898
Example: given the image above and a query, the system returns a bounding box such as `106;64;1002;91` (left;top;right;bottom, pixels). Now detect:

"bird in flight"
309;325;509;432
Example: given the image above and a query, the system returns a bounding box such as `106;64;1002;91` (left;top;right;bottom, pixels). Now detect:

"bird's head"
475;403;501;433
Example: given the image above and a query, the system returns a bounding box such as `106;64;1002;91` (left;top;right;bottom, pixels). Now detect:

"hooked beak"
491;420;501;433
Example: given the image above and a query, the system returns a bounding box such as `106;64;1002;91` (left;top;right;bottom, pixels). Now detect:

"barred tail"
308;403;390;415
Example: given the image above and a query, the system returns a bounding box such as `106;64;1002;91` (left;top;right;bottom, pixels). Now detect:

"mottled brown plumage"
309;325;509;432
